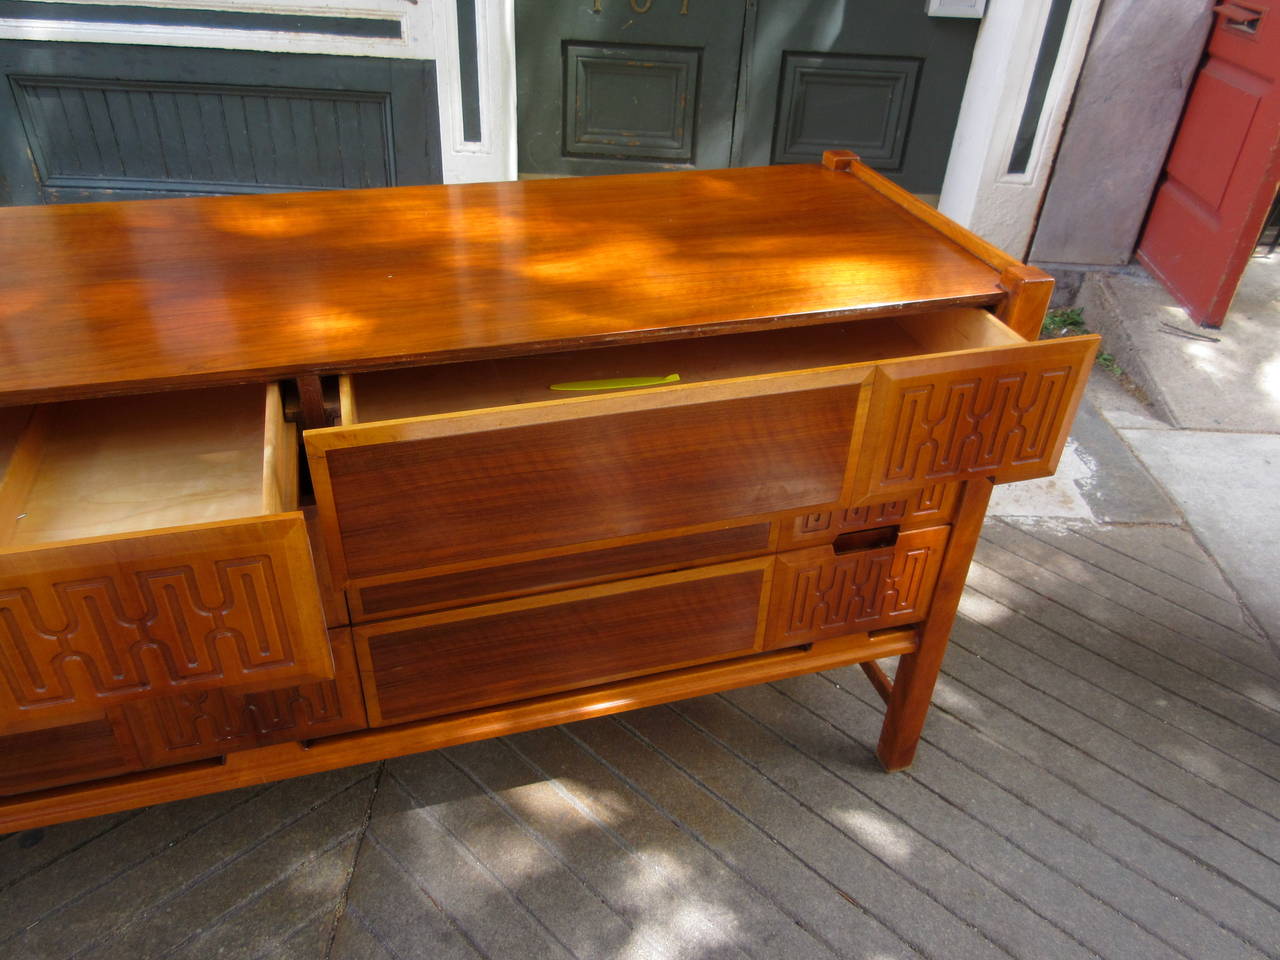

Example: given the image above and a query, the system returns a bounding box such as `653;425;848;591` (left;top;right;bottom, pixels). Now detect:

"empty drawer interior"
0;383;295;547
340;307;1020;424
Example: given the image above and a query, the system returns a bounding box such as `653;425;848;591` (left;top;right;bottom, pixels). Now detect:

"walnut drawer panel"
355;558;773;727
307;367;870;587
349;521;775;622
764;526;950;650
777;483;960;550
0;386;332;736
309;312;1097;594
119;628;366;769
0;714;140;798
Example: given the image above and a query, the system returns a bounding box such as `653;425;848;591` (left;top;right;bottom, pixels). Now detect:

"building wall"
1030;0;1213;266
940;0;1104;259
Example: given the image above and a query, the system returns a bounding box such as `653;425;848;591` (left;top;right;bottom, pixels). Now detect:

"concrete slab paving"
1120;429;1280;647
990;387;1180;524
1078;256;1280;432
1085;362;1172;431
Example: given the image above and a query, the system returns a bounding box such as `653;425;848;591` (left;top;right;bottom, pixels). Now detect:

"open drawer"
853;314;1099;500
0;385;332;735
305;308;1097;605
307;348;877;600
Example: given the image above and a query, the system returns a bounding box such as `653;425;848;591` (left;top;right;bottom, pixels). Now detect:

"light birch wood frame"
0;383;294;546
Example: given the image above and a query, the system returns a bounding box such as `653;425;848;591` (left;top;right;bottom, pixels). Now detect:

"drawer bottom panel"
356;558;772;727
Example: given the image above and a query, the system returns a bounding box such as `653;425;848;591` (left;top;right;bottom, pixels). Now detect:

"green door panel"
0;41;442;205
516;0;979;192
739;0;980;193
516;0;748;176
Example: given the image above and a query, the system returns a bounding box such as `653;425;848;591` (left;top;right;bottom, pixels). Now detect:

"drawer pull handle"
1213;3;1262;30
833;526;899;554
549;373;680;391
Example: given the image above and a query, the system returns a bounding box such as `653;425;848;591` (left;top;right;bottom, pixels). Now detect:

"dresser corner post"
822;149;860;171
875;476;994;771
996;264;1055;341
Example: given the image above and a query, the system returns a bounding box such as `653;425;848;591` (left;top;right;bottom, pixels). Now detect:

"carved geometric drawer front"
120;628;365;769
858;337;1097;498
0;516;332;734
778;483;959;550
764;526;950;650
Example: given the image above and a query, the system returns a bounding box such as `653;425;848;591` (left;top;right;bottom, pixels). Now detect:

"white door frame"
938;0;1103;259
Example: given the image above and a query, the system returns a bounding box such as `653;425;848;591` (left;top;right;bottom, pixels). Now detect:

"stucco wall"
1030;0;1213;265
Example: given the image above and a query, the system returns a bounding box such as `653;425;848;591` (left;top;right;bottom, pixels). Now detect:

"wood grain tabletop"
0;163;1003;405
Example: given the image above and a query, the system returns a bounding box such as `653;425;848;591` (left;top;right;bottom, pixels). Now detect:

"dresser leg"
876;477;993;771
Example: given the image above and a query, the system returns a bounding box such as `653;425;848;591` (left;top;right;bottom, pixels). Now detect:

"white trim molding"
938;0;1103;258
0;0;421;57
431;0;516;184
926;0;987;18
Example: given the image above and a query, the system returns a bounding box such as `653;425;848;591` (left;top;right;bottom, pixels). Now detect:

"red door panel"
1139;1;1280;327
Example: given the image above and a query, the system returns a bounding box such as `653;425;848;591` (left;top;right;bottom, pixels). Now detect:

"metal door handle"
1213;3;1262;30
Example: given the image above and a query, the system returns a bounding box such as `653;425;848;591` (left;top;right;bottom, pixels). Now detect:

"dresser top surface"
0;163;1006;405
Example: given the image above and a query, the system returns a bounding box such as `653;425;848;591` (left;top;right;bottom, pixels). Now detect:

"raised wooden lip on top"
0;157;1023;407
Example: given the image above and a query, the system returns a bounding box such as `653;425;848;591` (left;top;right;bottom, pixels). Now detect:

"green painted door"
517;0;979;194
738;0;980;194
0;41;442;205
517;0;748;175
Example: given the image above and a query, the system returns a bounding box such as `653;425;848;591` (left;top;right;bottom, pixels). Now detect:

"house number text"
592;1;690;13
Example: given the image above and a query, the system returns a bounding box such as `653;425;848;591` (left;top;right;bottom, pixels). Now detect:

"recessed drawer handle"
549;373;681;391
833;526;900;554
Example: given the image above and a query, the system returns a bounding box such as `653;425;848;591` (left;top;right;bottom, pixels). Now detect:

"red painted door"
1138;1;1280;327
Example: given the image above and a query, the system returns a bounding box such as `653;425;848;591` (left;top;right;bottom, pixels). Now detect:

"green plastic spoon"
549;373;681;392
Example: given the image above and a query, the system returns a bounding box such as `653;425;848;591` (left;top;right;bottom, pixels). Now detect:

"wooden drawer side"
765;526;950;650
356;559;772;727
0;514;333;735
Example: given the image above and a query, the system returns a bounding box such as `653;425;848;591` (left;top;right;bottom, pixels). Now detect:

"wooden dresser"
0;151;1098;831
